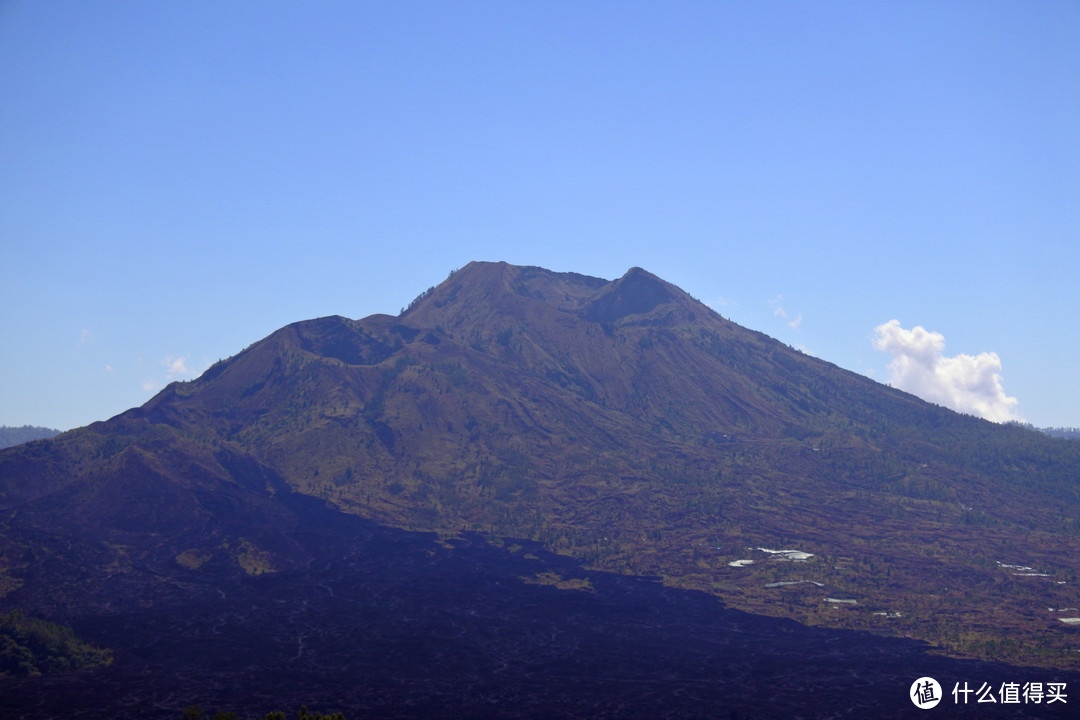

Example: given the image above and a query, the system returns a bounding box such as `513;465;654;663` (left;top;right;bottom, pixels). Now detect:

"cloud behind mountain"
872;319;1020;423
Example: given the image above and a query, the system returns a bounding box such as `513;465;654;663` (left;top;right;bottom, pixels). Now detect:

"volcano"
2;261;1078;718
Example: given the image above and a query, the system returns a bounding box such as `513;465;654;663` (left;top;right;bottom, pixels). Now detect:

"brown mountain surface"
2;261;1079;717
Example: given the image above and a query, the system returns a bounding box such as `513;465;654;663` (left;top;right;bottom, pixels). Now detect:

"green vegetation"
521;570;596;592
0;611;112;676
236;539;276;575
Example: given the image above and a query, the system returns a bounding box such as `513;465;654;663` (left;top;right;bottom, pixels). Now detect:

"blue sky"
1;1;1077;431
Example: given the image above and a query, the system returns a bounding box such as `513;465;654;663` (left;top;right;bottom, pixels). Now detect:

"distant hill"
0;425;60;449
2;261;1079;717
1007;421;1080;440
1041;426;1080;440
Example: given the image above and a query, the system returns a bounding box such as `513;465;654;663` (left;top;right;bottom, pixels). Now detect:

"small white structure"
757;547;815;561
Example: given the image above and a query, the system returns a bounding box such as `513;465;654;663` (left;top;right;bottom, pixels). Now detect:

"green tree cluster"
0;611;112;677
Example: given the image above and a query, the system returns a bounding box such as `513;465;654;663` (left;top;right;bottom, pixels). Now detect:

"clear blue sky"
2;1;1077;431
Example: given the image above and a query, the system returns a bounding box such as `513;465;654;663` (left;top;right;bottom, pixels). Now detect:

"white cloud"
140;355;200;394
769;295;786;317
78;328;93;347
872;319;1020;423
769;295;802;329
163;355;191;378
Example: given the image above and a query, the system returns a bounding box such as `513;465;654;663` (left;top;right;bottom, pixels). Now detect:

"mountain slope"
2;261;1080;675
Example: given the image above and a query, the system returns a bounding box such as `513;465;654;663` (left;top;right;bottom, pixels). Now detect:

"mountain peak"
401;261;608;325
403;261;699;329
583;266;679;323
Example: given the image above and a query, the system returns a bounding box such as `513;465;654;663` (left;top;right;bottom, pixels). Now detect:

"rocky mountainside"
2;261;1079;717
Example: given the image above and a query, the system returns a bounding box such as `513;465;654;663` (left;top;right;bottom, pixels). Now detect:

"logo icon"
911;677;942;709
